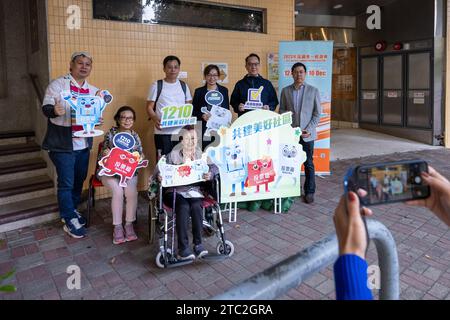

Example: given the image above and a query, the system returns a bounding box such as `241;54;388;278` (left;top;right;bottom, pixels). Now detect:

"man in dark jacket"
41;51;104;239
230;53;278;117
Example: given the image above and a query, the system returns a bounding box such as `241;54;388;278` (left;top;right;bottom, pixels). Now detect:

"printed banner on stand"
207;109;306;203
279;41;333;175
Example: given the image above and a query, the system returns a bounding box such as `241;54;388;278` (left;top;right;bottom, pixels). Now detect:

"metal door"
359;57;379;123
382;54;403;125
407;52;432;128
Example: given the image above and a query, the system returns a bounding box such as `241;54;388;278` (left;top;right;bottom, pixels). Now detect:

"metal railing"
28;73;44;104
212;219;399;300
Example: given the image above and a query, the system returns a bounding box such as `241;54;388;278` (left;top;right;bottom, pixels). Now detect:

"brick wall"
46;0;295;190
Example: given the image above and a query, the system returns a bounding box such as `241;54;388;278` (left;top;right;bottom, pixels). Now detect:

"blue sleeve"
334;254;373;300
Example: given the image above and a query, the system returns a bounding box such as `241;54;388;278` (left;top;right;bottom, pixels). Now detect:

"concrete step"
0;195;59;233
0;175;54;205
0;167;49;183
0;142;41;163
0;158;47;180
0;131;35;146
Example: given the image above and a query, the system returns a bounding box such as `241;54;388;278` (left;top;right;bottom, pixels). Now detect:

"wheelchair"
148;175;234;269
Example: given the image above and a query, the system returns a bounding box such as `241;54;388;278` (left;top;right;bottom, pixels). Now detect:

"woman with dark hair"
192;64;230;150
97;106;145;244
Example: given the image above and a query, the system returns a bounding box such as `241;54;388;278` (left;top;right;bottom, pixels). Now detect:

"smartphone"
344;159;430;206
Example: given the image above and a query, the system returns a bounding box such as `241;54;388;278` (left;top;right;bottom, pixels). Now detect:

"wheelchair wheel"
216;240;234;257
155;248;172;269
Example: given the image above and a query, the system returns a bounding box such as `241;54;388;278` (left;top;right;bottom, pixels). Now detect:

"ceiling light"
333;4;343;9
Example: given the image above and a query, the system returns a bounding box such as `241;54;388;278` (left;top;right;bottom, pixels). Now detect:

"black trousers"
300;137;316;195
163;193;203;253
154;134;177;157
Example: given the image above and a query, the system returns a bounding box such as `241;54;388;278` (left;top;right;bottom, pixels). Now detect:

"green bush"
0;269;16;293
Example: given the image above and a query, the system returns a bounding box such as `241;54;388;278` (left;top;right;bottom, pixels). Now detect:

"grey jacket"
279;83;322;142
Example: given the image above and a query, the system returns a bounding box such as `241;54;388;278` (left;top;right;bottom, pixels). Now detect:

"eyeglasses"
247;63;260;67
120;116;134;122
206;74;219;78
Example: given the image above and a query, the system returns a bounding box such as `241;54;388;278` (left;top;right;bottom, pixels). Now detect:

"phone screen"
357;161;429;205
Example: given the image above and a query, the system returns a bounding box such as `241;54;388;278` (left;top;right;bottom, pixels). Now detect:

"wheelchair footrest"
165;259;194;268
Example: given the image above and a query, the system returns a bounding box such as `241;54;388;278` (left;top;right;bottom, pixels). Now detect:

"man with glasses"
280;62;322;204
230;53;278;117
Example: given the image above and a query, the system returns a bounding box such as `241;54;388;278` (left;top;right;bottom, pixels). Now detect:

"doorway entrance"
359;43;434;144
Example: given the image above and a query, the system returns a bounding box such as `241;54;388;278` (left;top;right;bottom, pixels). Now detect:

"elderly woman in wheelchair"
148;125;234;268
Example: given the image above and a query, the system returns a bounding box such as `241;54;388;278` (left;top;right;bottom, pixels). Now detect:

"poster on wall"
201;62;228;84
267;53;279;91
207;109;306;203
278;41;333;175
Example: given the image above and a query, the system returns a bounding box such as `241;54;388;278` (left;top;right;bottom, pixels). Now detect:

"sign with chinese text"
157;154;209;188
98;132;148;187
207;109;306;203
160;104;197;128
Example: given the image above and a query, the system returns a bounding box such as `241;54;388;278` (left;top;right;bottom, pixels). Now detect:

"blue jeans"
49;148;90;219
300;138;315;195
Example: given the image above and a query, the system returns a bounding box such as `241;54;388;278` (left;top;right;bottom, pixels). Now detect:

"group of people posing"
41;51;450;298
41;51;322;248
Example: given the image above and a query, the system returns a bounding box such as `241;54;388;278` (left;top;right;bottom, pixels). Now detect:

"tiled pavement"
1;149;450;300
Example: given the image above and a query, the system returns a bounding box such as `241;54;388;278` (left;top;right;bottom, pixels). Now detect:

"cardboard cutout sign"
160;104;197;128
157;154;209;187
201;90;232;137
246;156;276;192
61;90;113;137
201;105;232;137
113;132;136;150
244;86;264;110
208;110;306;203
205;90;224;106
98;132;148;187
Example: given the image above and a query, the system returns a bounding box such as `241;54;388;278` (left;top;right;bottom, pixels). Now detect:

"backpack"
154;79;187;107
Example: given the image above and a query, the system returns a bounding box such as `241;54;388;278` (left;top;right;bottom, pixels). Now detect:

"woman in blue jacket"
192;64;230;150
333;166;450;300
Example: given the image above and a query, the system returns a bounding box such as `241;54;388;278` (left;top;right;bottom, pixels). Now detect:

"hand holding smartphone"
344;159;430;206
